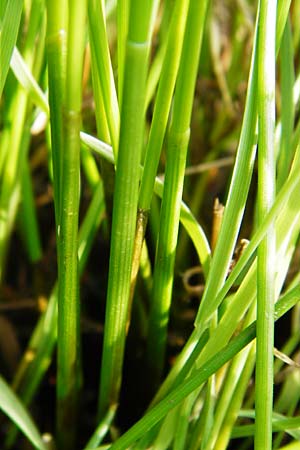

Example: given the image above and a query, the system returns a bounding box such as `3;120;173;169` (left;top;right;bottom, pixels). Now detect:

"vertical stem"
194;24;259;329
277;18;294;189
88;0;119;156
130;0;190;311
146;0;209;389
255;0;277;449
98;0;156;419
19;160;42;262
50;0;87;448
46;0;68;228
117;0;129;105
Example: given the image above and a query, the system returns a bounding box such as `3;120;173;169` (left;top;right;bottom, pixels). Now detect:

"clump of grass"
1;1;300;450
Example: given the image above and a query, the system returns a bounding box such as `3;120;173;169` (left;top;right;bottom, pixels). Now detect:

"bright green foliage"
1;1;300;450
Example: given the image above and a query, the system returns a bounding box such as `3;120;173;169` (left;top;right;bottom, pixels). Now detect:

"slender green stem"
89;20;115;227
18;160;42;262
194;17;259;330
117;0;129;105
205;303;256;450
213;346;256;450
98;0;156;419
84;406;117;449
46;0;68;228
139;0;190;211
129;0;190;302
146;127;190;386
53;0;87;447
146;0;209;389
277;18;294;189
88;0;119;156
255;0;277;448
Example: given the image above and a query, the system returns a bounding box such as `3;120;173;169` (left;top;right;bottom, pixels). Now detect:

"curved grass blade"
10;47;49;114
0;0;23;96
0;376;47;450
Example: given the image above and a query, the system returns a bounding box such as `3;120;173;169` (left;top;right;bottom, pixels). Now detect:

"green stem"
117;0;129;105
255;0;277;448
46;0;68;228
88;0;119;156
146;0;209;389
18;159;42;262
53;0;87;447
194;17;259;329
98;0;156;419
130;0;190;304
277;18;294;189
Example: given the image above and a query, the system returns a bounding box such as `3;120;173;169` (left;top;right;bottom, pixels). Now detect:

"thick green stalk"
46;0;68;444
45;3;67;440
146;0;209;388
255;0;277;448
98;0;156;419
54;0;87;448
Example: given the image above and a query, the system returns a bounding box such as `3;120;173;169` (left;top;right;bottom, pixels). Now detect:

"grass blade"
10;47;49;115
0;376;47;450
0;0;23;96
88;0;119;155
